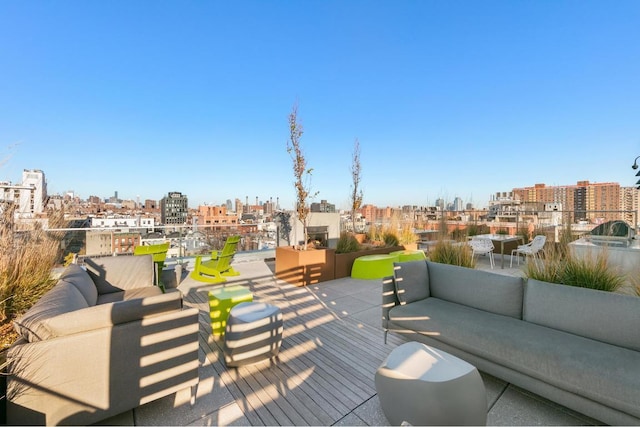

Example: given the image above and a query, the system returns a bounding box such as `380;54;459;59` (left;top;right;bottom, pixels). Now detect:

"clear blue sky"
1;1;639;210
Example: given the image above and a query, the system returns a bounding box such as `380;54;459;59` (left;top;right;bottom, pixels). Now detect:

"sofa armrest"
382;275;399;331
41;291;183;339
6;306;199;425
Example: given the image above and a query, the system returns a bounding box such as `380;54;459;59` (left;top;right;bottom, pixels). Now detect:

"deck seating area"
100;252;602;426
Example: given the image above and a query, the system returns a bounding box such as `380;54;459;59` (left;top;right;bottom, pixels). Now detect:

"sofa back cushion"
393;260;429;304
524;279;640;351
426;261;524;319
59;264;98;306
13;281;89;342
83;255;154;294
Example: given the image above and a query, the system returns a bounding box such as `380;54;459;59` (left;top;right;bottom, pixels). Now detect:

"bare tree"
286;103;318;250
350;138;363;233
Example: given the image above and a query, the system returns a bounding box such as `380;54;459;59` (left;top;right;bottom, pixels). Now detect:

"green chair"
134;242;170;291
190;235;241;283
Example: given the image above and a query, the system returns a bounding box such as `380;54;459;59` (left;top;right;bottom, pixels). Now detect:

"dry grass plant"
429;240;475;268
526;232;624;292
335;232;361;254
1;203;66;348
398;224;417;246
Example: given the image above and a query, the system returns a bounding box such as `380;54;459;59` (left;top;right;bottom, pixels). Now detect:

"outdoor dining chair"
510;235;546;267
468;237;495;269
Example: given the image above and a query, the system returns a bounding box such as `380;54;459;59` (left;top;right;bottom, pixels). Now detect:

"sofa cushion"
97;286;165;305
426;261;524;319
59;264;98;306
524;279;640;351
13;281;89;342
393;260;429;304
83;255;154;294
388;298;640;418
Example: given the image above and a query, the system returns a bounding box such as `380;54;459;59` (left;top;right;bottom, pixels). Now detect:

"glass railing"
44;223;277;265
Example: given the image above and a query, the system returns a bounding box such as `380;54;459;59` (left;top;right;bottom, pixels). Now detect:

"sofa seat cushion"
97;286;164;304
389;298;640;418
59;264;98;306
14;281;89;342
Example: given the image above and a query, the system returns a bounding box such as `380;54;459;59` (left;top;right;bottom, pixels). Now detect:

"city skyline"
1;1;639;209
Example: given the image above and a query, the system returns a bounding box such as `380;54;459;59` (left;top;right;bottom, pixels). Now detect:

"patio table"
473;234;524;269
208;285;253;336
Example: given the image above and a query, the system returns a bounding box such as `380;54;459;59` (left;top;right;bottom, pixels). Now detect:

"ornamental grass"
429;239;475;268
0;203;66;348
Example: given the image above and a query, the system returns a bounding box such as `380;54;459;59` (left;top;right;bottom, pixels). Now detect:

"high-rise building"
512;181;620;222
160;191;188;225
620;187;640;226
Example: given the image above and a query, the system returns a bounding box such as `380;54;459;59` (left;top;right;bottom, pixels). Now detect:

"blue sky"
1;1;639;210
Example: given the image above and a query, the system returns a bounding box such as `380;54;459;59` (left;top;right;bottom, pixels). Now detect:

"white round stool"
375;341;487;426
223;302;283;367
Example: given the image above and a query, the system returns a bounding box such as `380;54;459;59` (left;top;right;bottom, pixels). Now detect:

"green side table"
351;254;401;280
209;285;253;337
389;250;427;262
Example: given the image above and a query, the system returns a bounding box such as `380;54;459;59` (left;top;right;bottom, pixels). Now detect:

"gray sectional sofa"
382;260;640;426
6;255;200;426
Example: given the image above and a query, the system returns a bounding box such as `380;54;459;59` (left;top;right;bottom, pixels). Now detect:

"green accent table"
208;285;253;337
351;254;401;280
389;250;427;262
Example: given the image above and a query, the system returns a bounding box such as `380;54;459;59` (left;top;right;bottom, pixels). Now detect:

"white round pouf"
223;302;283;367
375;341;487;426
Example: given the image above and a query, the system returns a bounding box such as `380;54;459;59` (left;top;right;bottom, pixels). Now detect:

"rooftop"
98;251;602;426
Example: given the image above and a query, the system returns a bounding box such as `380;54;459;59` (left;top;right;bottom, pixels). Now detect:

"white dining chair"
468;237;495;269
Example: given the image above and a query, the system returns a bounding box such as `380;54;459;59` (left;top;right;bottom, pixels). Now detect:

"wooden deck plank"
184;276;397;426
197;330;268;426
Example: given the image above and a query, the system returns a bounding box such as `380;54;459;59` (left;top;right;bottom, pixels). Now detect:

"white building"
90;216;155;229
0;169;47;218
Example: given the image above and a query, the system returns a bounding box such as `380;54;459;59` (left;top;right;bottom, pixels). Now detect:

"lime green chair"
134;242;170;291
190;235;241;283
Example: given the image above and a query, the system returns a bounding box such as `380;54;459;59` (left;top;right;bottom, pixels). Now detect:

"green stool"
351;254;401;280
390;250;427;262
208;285;253;337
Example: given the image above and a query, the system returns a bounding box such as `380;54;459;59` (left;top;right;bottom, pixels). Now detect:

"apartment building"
512;181;621;223
160;191;188;225
195;204;239;227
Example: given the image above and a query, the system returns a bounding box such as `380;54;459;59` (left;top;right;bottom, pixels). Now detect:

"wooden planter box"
275;246;336;287
334;245;406;279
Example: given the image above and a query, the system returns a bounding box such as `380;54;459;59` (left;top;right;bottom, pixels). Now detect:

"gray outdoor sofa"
382;260;640;426
6;255;200;425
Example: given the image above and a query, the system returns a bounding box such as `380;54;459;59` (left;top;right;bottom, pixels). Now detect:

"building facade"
160;192;188;225
0;169;48;218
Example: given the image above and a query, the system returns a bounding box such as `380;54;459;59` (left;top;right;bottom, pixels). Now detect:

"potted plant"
275;103;334;286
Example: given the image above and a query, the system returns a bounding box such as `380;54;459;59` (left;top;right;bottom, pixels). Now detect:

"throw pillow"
393;260;429;304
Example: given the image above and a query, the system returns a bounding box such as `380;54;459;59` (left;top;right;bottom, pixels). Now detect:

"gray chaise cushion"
426;261;524;319
97;286;165;304
59;264;98;305
13;281;89;342
524;279;640;351
388;298;640;418
393;260;429;304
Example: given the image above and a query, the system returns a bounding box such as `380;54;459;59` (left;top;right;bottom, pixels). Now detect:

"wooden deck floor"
181;269;406;426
